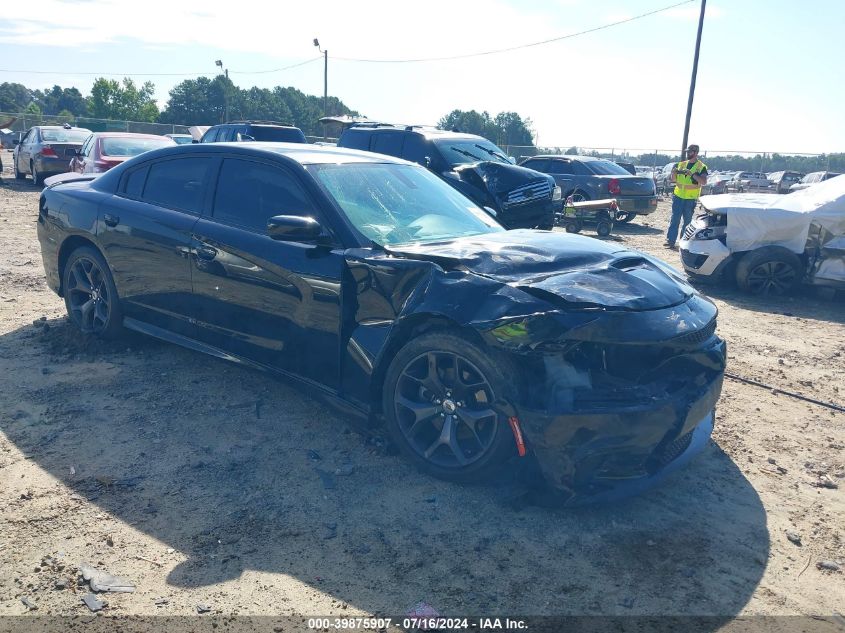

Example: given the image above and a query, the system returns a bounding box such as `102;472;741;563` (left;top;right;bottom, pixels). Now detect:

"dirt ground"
0;148;843;627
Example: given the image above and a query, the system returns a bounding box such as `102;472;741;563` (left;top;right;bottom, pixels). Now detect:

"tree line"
0;79;535;143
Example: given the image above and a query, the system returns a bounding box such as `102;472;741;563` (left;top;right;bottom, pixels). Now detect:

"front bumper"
678;235;734;278
511;334;726;505
497;197;556;230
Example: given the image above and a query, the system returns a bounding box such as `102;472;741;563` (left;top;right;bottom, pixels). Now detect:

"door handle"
103;213;119;227
196;246;217;261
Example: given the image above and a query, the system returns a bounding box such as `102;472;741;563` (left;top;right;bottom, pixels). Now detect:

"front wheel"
735;247;801;295
382;331;517;483
63;246;124;338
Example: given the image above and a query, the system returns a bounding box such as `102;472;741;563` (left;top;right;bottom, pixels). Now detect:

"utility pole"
215;59;229;123
314;39;328;140
680;0;706;158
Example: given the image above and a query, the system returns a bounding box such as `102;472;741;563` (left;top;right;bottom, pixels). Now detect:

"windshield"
434;139;512;167
169;135;194;145
40;128;91;143
584;160;633;176
101;137;174;157
308;163;503;246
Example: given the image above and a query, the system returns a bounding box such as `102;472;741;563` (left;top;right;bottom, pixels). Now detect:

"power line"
333;0;695;63
0;57;322;78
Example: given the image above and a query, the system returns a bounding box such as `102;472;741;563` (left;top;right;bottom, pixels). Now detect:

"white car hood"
699;175;845;253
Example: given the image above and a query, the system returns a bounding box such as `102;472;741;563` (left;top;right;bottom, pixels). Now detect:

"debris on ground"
20;597;37;611
817;561;841;572
81;593;106;612
79;562;136;593
197;604;212;614
815;475;839;489
406;601;440;618
786;531;802;546
316;468;336;490
334;463;355;477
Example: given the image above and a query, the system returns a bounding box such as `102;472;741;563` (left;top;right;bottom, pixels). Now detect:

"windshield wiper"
474;144;509;162
449;146;483;161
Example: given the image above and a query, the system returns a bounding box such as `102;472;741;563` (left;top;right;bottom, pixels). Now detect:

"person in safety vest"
665;143;708;248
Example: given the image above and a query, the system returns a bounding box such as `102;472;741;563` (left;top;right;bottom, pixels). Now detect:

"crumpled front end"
482;296;726;505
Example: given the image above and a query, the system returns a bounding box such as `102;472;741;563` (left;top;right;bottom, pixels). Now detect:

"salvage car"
789;170;842;192
519;155;657;224
13;124;92;185
337;124;560;230
767;170;804;194
37;142;726;505
70;132;176;174
679;174;845;294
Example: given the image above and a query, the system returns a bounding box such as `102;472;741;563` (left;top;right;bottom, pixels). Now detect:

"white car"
679;175;845;294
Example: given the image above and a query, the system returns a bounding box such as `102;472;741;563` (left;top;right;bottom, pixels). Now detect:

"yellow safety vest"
673;159;707;199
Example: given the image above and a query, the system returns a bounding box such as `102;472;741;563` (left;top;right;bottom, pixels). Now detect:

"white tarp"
699;175;845;253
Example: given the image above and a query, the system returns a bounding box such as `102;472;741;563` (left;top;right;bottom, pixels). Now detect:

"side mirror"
267;215;324;242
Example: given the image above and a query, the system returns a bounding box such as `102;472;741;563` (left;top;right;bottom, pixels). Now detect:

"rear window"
248;126;307;143
40;129;91;143
102;137;173;157
584;160;631;176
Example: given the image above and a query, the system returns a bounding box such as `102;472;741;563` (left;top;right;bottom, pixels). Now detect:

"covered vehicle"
679;174;845;294
37;143;725;505
70;132;176;174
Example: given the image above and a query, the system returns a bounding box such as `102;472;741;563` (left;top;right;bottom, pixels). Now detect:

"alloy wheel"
66;257;112;333
746;261;797;295
394;351;499;469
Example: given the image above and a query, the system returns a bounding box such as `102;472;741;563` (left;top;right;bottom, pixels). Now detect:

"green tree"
88;77;159;122
438;110;499;140
33;85;88;117
0;82;32;112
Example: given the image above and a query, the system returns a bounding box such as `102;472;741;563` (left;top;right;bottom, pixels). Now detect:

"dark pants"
667;195;697;244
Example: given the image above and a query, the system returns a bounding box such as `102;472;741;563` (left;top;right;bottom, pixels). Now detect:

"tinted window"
584;160;632;176
123;166;149;198
521;159;549;172
40;128;91;143
401;135;429;165
142;157;213;213
338;129;370;151
212;158;314;232
548;160;575;175
201;128;220;143
101;136;173;156
370;132;404;157
248;126;307;143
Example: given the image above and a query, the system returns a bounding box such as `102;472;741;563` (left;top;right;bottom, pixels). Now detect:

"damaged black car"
37;143;726;505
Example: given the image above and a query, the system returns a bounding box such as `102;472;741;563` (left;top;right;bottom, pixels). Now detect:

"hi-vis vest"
673;159;707;199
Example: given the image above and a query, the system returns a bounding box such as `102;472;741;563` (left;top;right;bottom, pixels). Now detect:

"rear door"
189;156;346;389
98;155;217;336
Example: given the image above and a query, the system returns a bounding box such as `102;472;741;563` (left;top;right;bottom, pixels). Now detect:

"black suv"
337;124;560;230
200;121;307;144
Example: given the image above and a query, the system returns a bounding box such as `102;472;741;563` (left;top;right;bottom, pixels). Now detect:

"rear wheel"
564;220;582;233
31;161;44;186
735;247;801;295
14;155;24;179
595;219;613;237
63;246;123;338
382;331;517;483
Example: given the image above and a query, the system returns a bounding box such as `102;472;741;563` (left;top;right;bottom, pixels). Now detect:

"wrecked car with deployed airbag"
37;143;725;505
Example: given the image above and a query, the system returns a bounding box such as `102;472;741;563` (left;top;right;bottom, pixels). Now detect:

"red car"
70;132;176;174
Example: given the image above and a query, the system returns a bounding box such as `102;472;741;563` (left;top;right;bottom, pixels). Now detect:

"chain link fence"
0;111;189;142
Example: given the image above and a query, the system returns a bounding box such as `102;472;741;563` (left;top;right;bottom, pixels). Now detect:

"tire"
31;161;44;186
564;220;582;233
595;220;613;237
615;212;636;223
735;247;802;295
62;246;124;338
13;155;24;180
382;331;518;483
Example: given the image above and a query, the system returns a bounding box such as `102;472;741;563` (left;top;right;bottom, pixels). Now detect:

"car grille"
682;223;697;240
669;318;717;347
653;429;694;470
502;179;552;208
681;250;708;269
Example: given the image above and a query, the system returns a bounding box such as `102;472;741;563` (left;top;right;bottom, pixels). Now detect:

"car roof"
530;155;607;161
34;126;90;131
149;141;410;165
90;132;171;139
347;125;483;142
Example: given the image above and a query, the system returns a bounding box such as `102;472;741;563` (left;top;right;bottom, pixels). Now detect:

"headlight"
552;185;562;201
693;226;727;240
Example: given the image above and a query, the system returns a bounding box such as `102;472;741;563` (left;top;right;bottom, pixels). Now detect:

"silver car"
13;124;92;185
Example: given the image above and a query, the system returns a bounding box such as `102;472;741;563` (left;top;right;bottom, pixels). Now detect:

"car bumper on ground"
616;195;658;215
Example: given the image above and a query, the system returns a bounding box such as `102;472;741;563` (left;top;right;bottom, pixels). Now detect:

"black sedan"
37;143;726;504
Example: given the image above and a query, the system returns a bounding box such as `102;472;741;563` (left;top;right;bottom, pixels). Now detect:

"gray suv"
519;155;657;223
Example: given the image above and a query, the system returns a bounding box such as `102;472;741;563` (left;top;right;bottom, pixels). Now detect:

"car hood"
455;161;554;198
387;230;693;311
700;176;845;252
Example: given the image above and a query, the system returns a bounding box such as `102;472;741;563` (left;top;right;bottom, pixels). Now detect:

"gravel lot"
0;148;843;627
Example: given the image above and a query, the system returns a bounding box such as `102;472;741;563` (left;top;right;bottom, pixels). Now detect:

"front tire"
63;246;123;338
735;247;801;295
382;331;517;483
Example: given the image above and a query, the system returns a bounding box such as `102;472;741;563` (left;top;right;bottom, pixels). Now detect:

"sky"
1;0;842;156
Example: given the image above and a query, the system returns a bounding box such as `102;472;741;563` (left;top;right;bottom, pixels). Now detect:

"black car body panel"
337;126;558;230
37;142;725;504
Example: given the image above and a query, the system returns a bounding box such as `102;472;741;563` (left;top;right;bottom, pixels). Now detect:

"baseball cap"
686;144;700;152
